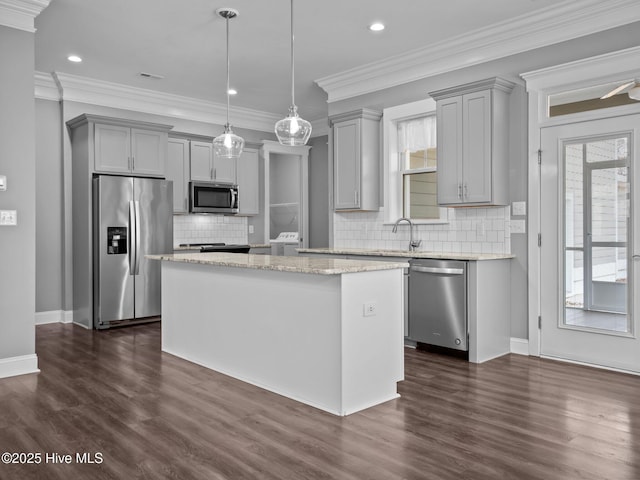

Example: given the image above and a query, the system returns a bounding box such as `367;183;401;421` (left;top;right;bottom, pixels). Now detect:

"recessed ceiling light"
228;88;237;95
369;22;385;32
67;55;82;63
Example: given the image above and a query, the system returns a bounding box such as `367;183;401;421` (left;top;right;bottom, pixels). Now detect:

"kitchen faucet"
392;217;422;251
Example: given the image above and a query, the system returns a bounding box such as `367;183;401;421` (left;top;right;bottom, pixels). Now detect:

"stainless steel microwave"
189;181;238;214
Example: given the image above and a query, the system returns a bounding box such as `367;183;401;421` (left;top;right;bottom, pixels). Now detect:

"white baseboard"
510;337;529;356
0;354;39;379
35;310;73;325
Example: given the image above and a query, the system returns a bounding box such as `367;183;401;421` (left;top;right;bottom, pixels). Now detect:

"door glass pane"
565;250;584;309
591;167;629;243
565;144;583;248
586;137;628;163
563;134;631;334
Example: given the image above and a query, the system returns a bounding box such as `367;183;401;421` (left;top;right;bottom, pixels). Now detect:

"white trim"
34;71;59;101
0;0;49;32
35;310;74;325
541;355;640;377
521;47;640;358
315;0;640;104
0;354;39;379
382;99;439;223
35;71;330;137
510;338;529;356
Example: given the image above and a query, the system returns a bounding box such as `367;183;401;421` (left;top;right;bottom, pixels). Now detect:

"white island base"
158;255;406;416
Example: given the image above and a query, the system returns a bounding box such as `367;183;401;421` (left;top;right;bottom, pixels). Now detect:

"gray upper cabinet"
190;140;214;181
93;121;169;177
330;109;382;211
430;77;514;206
236;147;259;215
66;114;172;179
166;137;190;213
190;140;237;184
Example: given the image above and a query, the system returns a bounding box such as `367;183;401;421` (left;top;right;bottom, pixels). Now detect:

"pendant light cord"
290;0;295;108
225;15;230;127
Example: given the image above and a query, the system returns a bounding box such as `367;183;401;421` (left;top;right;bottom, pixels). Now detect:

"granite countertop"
297;247;514;261
147;252;409;275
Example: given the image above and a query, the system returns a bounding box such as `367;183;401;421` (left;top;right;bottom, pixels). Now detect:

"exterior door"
540;115;640;372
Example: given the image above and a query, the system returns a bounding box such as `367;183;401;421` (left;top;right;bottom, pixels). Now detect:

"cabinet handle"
184;198;187;211
464;184;468;199
457;184;462;199
213;168;216;180
128;157;131;171
132;157;135;171
354;190;359;206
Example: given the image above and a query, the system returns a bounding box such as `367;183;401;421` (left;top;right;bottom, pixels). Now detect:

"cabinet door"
237;148;259;215
131;129;167;177
436;96;463;205
462;90;492;203
94;124;131;173
190;141;213;181
333;118;360;209
167;138;190;213
213;155;237;184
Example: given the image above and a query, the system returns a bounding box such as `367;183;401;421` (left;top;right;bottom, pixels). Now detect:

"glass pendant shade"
275;105;312;146
213;124;244;158
275;0;311;146
215;7;244;159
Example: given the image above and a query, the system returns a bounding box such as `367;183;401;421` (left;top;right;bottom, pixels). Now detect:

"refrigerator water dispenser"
107;227;127;255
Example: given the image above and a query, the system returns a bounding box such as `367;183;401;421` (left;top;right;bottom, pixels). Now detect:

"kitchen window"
383;99;445;223
398;115;438;219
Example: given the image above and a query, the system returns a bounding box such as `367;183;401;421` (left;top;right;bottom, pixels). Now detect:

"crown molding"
315;0;640;104
521;45;640;93
34;71;329;137
35;71;329;137
0;0;49;32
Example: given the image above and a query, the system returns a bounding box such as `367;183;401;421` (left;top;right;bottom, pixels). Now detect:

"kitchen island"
147;252;408;416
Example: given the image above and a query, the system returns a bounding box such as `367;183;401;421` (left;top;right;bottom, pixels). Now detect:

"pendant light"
213;8;244;158
275;0;312;146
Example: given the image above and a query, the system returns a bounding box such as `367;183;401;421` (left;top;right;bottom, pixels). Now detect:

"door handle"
134;201;141;275
633;255;640;260
411;265;464;275
128;201;136;275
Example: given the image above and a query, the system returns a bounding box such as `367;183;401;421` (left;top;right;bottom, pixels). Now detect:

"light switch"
0;210;17;226
512;201;526;216
0;175;6;191
511;219;526;234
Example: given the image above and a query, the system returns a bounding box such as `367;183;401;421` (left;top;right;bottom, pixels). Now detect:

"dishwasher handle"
411;265;465;275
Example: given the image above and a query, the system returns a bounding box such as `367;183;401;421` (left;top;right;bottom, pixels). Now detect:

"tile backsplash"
173;215;248;247
334;207;511;254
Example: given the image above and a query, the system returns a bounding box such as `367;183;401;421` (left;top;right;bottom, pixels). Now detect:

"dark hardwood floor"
1;322;639;480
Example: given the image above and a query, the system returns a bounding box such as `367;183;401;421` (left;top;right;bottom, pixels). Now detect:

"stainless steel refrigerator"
93;175;173;329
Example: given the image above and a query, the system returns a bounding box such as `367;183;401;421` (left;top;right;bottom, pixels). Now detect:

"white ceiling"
32;0;635;125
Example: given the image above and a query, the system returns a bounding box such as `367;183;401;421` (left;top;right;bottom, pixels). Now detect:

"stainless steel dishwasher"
408;258;468;350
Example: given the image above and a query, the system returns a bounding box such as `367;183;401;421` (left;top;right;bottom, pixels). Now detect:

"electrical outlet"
363;302;377;317
248;225;254;234
0;210;17;226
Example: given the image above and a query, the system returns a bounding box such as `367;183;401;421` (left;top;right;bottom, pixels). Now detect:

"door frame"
522;46;640;357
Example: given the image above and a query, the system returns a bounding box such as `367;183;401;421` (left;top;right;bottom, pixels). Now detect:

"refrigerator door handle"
134;200;141;275
128;200;136;275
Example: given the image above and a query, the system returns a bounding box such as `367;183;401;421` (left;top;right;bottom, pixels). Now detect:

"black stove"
180;243;251;253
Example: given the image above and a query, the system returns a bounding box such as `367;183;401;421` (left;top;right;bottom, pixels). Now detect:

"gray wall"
0;25;36;359
326;22;640;340
309;135;329;248
35;99;63;312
